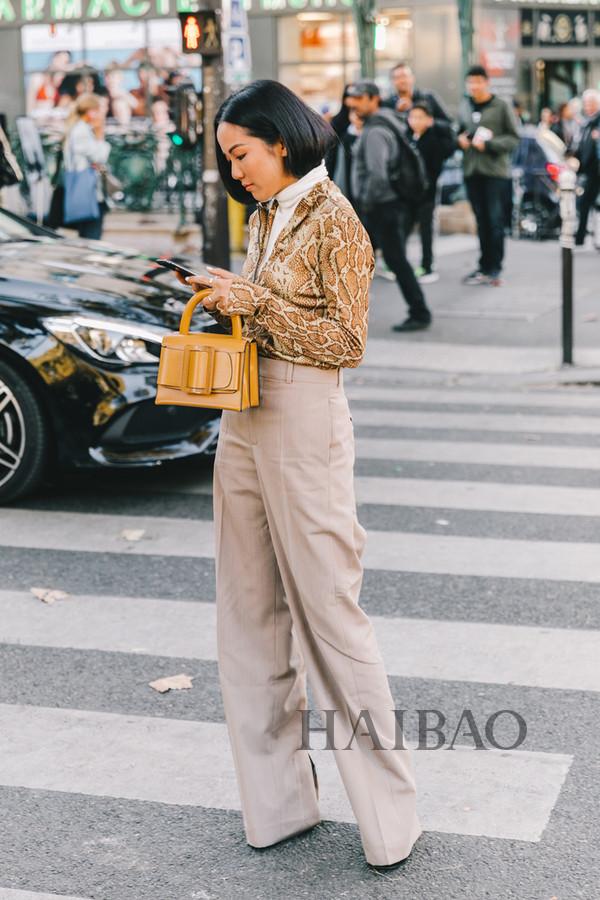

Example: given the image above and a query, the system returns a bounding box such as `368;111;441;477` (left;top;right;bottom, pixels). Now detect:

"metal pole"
352;0;376;80
201;54;230;270
457;0;475;85
559;167;577;366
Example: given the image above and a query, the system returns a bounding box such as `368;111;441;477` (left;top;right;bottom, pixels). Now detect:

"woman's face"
84;105;103;127
216;121;297;202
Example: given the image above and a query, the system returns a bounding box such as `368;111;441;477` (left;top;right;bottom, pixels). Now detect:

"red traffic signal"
179;11;221;56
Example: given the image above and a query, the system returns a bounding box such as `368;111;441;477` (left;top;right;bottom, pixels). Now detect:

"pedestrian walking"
325;85;361;209
573;89;600;247
382;61;451;125
62;93;111;240
458;65;519;287
181;79;422;870
324;84;351;179
407;101;457;283
550;101;577;152
346;80;432;333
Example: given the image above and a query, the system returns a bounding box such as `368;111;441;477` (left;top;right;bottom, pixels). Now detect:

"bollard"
227;195;246;254
558;167;577;366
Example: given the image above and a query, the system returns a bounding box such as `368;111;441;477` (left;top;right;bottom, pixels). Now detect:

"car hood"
0;236;203;330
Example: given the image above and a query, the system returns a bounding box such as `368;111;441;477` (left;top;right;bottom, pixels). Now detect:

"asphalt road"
0;238;599;900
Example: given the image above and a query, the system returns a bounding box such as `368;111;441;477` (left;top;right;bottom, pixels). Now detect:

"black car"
0;208;221;504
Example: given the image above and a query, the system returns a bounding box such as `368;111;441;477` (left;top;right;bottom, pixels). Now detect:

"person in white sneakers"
407;101;456;284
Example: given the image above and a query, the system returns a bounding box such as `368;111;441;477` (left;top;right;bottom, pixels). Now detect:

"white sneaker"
374;260;396;281
418;270;440;284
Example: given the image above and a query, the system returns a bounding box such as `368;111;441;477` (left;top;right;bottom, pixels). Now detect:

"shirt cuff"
221;278;262;316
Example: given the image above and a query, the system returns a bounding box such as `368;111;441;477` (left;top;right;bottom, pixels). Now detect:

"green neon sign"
0;0;200;25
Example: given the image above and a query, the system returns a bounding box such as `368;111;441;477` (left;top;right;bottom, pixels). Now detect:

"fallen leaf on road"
31;587;69;605
149;673;193;693
582;313;598;323
525;434;541;442
121;529;145;542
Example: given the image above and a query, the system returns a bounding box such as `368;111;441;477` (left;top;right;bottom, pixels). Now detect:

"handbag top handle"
180;289;243;339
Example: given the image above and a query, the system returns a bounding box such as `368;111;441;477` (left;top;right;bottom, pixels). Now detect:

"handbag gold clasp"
183;345;216;395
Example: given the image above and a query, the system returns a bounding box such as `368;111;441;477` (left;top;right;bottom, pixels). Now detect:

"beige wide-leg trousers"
213;356;422;866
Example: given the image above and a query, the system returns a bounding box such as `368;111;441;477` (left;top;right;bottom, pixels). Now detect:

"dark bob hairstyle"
214;79;336;204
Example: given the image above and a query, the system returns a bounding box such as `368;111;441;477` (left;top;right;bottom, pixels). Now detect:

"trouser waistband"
259;356;343;385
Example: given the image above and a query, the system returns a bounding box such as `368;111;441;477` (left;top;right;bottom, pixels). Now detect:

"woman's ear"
276;139;288;158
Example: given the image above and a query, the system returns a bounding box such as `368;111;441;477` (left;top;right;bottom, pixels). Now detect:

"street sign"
179;11;222;56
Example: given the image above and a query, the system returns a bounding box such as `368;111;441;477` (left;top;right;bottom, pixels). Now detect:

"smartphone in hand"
154;258;212;284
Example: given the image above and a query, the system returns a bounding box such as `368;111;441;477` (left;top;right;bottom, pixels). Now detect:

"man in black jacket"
407;101;457;282
347;80;432;333
382;62;451;126
574;90;600;246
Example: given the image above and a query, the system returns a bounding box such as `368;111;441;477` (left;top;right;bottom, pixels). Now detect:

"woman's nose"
230;160;243;180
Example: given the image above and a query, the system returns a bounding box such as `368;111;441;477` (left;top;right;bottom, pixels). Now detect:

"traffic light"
179;11;221;57
170;83;202;150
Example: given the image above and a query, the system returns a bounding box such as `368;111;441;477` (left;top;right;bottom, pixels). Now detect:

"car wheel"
0;359;49;504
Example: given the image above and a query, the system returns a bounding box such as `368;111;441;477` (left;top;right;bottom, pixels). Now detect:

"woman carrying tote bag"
181;80;422;870
62;93;110;240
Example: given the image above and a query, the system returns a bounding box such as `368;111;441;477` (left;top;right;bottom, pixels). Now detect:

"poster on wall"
478;8;520;103
21;20;201;124
222;0;252;87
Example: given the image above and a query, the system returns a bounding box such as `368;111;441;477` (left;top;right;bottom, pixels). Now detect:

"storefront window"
279;12;343;63
279;62;350;113
276;7;414;113
23;24;84;117
277;11;359;112
22;20;201;125
374;8;412;66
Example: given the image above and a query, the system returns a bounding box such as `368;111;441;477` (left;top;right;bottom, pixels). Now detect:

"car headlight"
43;315;168;365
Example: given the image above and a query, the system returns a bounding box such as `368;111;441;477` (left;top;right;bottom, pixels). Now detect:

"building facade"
0;1;599;126
245;0;463;113
246;0;600;119
478;0;600;116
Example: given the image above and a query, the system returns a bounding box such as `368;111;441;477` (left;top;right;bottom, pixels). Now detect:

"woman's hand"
186;266;238;313
173;270;221;312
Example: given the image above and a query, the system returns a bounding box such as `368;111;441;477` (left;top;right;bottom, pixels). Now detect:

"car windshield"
0;209;54;243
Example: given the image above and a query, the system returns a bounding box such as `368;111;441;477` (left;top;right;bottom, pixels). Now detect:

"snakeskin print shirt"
212;178;374;370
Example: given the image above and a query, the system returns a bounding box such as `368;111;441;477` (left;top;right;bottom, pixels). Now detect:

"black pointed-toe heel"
308;754;319;800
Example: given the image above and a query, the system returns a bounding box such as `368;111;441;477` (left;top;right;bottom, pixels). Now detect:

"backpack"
377;115;429;204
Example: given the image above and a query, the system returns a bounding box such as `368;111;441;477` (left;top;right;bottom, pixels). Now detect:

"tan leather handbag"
155;289;259;411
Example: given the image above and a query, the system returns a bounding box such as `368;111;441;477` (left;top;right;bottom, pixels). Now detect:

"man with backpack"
347;81;432;333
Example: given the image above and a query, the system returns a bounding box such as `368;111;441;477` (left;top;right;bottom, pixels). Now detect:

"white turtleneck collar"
255;162;329;277
270;161;329;210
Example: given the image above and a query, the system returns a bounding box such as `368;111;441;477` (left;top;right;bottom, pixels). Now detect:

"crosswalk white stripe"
0;704;572;843
3;591;599;692
345;384;600;411
354;436;600;469
363;339;600;374
0;891;92;900
0;509;600;583
353;407;600;435
354;476;600;516
2;509;600;582
124;473;600;513
363;530;600;582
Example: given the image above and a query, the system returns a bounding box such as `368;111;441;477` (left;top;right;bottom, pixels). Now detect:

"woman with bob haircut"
181;79;421;869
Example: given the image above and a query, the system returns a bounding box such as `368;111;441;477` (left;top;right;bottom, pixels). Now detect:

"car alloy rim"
0;379;26;488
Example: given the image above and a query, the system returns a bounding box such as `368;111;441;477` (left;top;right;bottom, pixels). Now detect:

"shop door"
538;60;588;110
